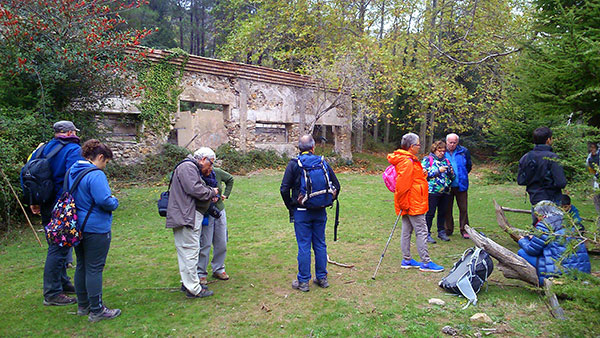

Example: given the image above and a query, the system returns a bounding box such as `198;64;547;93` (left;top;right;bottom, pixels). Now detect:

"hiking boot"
77;306;90;316
43;293;77;306
292;280;309;292
62;283;76;294
401;258;420;269
438;232;450;242
419;261;445;272
185;287;213;299
313;277;329;288
213;271;229;280
88;306;121;322
427;234;437;244
462;233;470;239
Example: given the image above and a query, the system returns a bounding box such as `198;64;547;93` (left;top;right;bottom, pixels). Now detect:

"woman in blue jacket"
518;201;591;286
67;139;120;322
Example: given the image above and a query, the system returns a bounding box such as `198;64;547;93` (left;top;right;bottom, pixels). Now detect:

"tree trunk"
464;224;539;286
355;108;364;152
373;118;379;142
189;0;195;54
200;0;206;57
384;117;390;144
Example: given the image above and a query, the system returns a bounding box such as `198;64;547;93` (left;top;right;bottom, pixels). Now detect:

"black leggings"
426;193;450;235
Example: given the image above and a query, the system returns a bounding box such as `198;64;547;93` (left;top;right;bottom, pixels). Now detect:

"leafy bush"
0;108;50;230
215;143;289;174
106;143;191;184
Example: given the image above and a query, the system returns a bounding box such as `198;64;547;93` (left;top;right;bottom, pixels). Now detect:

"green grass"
0;168;599;336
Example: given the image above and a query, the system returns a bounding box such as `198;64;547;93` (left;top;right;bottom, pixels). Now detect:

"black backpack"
157;159;194;217
439;247;494;309
21;141;67;205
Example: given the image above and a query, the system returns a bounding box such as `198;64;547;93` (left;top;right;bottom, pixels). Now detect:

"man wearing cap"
166;147;219;299
25;121;85;306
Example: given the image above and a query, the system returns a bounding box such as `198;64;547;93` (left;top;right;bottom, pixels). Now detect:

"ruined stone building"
98;49;352;163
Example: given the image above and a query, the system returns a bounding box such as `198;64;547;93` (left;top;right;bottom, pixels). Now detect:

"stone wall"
95;53;352;164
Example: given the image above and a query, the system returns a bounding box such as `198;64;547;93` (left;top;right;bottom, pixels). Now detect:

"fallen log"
543;279;566;320
464;224;539;287
493;200;526;243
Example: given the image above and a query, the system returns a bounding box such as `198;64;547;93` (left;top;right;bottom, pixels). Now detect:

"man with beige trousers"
166;147;219;298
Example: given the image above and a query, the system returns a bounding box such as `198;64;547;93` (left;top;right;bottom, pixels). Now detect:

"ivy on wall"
136;48;189;135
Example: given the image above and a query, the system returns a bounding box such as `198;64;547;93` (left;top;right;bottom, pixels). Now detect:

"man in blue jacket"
280;135;341;292
444;133;472;239
25;121;85;306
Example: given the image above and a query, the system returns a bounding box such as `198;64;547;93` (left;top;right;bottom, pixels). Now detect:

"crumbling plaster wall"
99;70;352;163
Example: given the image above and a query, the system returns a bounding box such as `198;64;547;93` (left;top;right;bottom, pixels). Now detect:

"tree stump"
464;224;539;287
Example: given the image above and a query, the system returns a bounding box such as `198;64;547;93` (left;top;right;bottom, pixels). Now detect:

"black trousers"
445;187;469;236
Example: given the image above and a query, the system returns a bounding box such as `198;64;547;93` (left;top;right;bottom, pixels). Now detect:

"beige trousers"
173;211;204;295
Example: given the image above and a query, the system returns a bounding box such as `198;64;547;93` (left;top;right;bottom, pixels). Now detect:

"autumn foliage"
0;0;152;110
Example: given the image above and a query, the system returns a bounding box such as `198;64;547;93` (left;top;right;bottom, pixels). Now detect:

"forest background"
0;0;599;228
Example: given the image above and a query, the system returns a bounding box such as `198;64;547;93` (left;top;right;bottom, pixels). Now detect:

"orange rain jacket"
387;149;429;216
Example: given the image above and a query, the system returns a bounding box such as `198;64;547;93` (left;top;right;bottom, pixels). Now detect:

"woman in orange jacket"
387;133;444;272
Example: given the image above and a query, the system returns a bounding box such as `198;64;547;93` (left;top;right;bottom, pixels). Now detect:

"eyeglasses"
413;144;421;147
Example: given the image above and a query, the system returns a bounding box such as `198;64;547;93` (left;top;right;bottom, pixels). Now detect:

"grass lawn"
1;168;599;336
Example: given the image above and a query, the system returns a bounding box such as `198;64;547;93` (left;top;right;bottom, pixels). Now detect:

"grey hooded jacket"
165;155;217;229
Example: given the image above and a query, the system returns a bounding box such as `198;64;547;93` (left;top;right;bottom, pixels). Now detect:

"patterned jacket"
422;153;455;194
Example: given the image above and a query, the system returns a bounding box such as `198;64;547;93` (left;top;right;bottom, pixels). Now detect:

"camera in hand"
207;195;221;219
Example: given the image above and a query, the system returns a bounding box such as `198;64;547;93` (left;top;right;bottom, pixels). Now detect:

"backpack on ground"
21;141;67;205
157;159;193;217
297;154;336;209
439;247;494;309
45;167;100;247
382;165;397;192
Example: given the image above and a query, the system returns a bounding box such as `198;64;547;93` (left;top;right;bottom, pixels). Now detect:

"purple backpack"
383;165;397;192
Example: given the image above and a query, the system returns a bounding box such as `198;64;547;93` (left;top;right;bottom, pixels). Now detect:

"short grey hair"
446;133;459;142
533;200;564;219
193;147;216;161
298;134;315;152
401;133;419;150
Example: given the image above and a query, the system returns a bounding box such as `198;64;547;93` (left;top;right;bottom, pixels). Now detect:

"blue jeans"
43;244;72;298
294;208;328;283
74;232;111;312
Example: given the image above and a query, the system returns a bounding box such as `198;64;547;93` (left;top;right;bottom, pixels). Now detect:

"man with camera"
280;134;341;292
166;147;219;299
197;159;234;285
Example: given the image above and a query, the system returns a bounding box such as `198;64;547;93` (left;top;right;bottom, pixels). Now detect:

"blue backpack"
297;154;336;209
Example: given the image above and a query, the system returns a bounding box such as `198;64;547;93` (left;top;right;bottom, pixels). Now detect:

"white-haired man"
444;133;472;239
166;147;219;299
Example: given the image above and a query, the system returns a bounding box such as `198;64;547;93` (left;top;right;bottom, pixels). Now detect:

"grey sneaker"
313;277;329;288
292;280;309;292
43;293;77;306
426;234;437;244
77;306;90;316
185;287;214;299
88;306;121;322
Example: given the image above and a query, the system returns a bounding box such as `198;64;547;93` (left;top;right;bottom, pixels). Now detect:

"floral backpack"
45;167;99;247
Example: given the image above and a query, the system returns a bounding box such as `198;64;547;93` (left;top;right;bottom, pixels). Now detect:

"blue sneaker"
401;258;420;269
419;261;444;272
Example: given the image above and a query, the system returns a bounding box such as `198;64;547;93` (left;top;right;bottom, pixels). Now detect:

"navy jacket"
518;214;591;285
23;136;85;203
280;152;341;211
445;145;472;192
517;144;567;205
67;160;119;233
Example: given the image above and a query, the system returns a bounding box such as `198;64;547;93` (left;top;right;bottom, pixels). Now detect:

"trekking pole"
372;212;402;280
0;168;42;247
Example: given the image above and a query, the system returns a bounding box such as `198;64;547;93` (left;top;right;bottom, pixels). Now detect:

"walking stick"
372;212;402;280
0;168;42;247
